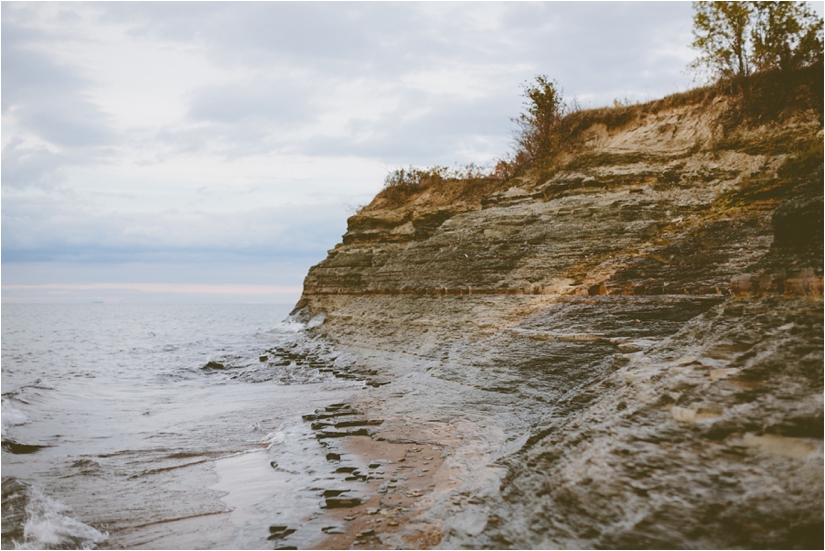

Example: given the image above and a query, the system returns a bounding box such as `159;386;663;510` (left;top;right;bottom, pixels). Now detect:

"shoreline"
286;345;529;550
289;387;490;551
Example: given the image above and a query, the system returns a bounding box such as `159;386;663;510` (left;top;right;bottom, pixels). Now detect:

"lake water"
1;303;364;549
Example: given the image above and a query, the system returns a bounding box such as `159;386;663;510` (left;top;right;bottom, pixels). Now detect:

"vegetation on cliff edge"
368;2;822;212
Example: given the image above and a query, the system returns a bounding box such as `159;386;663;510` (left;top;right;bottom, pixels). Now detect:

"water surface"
2;303;360;549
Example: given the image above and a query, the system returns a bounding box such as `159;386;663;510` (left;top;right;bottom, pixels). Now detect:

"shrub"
515;76;567;162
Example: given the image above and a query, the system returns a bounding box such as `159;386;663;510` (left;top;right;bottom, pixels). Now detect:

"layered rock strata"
293;93;823;548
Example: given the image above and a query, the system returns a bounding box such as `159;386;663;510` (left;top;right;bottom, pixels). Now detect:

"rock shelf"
289;87;822;548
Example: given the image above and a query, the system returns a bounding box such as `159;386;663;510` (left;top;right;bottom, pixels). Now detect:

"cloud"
152;74;323;158
2;195;348;263
299;90;517;165
135;2;692;161
2;137;72;190
101;2;444;77
186;77;317;127
1;17;118;189
1;2;700;301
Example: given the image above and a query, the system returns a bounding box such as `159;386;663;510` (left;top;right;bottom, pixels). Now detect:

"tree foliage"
515;75;567;162
691;1;754;80
691;1;823;82
751;1;824;72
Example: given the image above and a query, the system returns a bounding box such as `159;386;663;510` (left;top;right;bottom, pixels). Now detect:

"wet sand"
310;435;446;550
289;397;468;551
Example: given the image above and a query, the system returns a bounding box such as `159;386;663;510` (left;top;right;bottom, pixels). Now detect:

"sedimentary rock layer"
293;91;823;548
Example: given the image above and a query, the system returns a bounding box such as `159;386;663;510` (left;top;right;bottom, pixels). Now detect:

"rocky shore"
291;84;823;548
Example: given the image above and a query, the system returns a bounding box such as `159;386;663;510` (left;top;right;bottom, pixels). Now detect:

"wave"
1;401;29;439
2;406;29;438
269;316;307;333
1;477;108;550
1;441;47;455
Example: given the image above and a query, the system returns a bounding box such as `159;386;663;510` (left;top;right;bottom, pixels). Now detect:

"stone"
316;428;370;439
311;422;333;430
335;419;383;428
267;526;296;540
324;497;362;508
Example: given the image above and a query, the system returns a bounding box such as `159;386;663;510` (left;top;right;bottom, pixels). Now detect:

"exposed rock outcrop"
293;88;823;548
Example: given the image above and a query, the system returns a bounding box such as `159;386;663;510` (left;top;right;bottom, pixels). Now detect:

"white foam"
31;378;57;391
333;352;357;369
1;400;30;438
262;428;287;448
273;317;306;333
15;486;107;550
306;312;326;329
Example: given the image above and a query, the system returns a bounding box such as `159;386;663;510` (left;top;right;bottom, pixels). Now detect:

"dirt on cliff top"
357;65;822;224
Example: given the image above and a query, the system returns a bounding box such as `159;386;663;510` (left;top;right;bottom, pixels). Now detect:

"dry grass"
368;65;822;213
367;165;504;211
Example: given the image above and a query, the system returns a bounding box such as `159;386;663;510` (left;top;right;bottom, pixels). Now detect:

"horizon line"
2;283;304;295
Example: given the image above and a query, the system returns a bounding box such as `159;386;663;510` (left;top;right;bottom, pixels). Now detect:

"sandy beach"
290;399;469;550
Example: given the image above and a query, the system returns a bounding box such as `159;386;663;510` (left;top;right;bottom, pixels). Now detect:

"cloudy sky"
3;1;702;304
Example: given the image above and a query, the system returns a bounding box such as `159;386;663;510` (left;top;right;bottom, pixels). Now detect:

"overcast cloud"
2;1;699;303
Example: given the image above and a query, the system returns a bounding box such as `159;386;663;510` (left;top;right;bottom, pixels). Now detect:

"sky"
2;1;705;304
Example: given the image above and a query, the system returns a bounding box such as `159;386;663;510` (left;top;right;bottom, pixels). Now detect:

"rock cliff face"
293;89;823;548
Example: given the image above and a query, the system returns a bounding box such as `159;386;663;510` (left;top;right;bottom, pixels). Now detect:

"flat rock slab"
323;497;362;508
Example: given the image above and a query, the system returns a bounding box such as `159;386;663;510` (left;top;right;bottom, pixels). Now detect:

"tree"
751;1;823;72
691;1;754;81
515;75;566;162
691;1;824;83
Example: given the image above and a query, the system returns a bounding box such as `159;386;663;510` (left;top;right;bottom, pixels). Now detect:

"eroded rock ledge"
293;91;823;548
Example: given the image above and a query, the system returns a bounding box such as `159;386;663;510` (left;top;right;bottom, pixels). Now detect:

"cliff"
293;77;823;549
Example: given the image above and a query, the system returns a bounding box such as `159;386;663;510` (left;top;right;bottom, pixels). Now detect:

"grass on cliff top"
366;65;823;212
561;63;823;141
538;64;823;174
367;164;505;211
